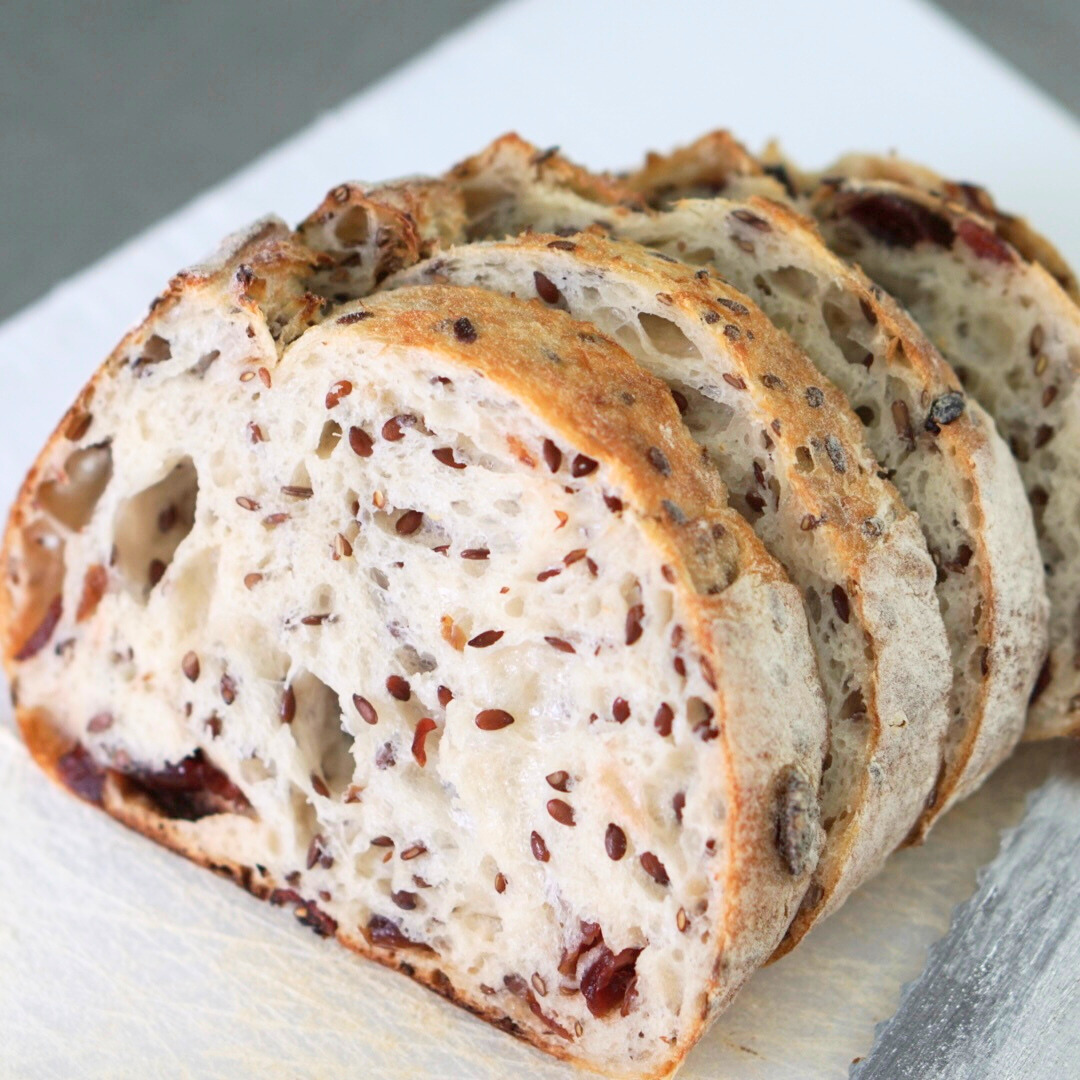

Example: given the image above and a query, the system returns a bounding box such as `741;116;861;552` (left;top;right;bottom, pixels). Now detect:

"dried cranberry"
558;920;604;977
580;946;642;1018
57;743;106;804
365;914;432;951
957;218;1014;264
842;192;955;249
123;749;250;820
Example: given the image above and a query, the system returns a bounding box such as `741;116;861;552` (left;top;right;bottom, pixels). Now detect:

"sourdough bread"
2;220;828;1078
391;231;951;950
810;178;1075;740
358;136;1044;850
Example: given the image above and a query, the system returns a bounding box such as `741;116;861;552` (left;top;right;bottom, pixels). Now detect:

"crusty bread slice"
809;178;1075;740
772;149;1080;303
1;219;828;1078
390;230;951;952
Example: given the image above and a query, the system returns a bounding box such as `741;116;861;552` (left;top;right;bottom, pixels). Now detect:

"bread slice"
619;197;1044;817
1;219;828;1078
390;230;951;953
809;178;1074;740
772;149;1080;303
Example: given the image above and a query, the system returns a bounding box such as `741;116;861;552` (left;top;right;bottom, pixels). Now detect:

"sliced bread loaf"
351;136;1043;849
810;178;1075;739
1;220;827;1078
389;230;951;951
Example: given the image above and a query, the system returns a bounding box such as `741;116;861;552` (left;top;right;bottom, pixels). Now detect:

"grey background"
1;0;1077;323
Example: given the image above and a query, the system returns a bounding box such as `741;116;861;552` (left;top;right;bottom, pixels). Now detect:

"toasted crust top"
629;130;766;198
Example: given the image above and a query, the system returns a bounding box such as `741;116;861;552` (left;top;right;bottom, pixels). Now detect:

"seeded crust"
770;149;1080;303
808;177;1074;740
299;177;469;300
628;131;787;204
1;222;827;1078
389;228;953;950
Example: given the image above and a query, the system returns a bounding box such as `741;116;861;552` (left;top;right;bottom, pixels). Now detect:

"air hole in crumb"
38;444;114;531
638;313;701;359
333;205;372;247
240;755;276;784
687;697;713;728
114;456;198;599
289;461;313;493
767;266;817;300
317;421;342;459
288;671;354;797
823;295;875;368
169;546;219;636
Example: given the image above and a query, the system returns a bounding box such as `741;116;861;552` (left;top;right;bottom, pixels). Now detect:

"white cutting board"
4;0;1080;1076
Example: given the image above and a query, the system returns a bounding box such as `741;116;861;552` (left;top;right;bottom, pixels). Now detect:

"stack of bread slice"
2;129;1067;1078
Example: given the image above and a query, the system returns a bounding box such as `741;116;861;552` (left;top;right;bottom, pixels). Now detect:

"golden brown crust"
628;131;765;200
450;133;648;219
298;178;467;298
